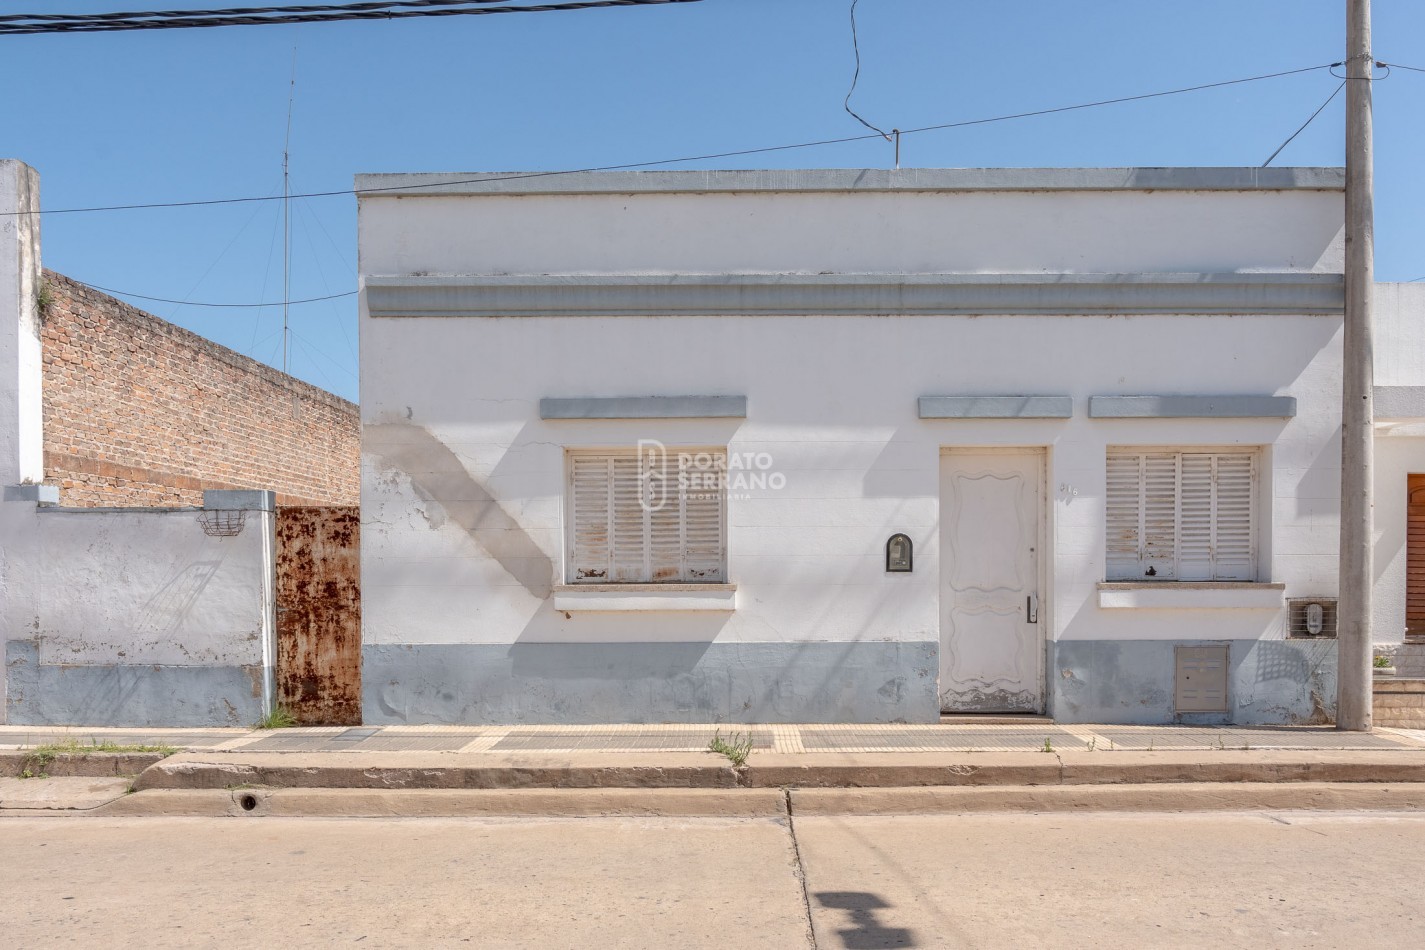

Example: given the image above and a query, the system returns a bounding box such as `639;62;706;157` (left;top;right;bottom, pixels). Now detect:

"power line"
1378;61;1425;75
0;0;700;34
0;0;514;23
4;62;1340;218
1262;81;1345;167
84;283;356;308
843;0;891;141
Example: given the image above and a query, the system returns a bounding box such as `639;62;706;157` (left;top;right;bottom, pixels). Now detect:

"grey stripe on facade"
918;396;1073;419
1088;395;1298;418
1374;386;1425;419
4;640;264;728
360;641;940;725
540;395;747;419
355;167;1344;197
365;273;1345;318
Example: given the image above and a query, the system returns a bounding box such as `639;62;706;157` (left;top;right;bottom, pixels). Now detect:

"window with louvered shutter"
568;450;727;584
1105;450;1257;582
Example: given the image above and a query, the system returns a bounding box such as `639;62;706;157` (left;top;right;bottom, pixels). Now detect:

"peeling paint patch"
940;686;1038;713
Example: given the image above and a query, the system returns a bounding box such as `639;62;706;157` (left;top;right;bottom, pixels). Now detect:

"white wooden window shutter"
1210;453;1256;581
1106;450;1256;582
570;455;612;581
569;450;726;583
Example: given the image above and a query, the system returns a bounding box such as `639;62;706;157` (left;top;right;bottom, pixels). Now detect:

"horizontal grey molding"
919;396;1072;419
356;167;1344;197
541;395;747;419
366;273;1345;318
1374;386;1425;419
1089;395;1297;418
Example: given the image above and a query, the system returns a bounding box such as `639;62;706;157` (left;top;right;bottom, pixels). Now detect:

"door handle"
1026;593;1039;624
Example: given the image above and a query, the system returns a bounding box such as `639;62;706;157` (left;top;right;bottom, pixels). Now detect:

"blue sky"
7;0;1425;402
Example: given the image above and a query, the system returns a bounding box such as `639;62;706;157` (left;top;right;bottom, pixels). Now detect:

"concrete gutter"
13;782;1424;819
131;749;1425;793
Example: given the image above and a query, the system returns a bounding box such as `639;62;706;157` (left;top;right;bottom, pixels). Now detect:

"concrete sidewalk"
7;723;1425;817
4;721;1424;755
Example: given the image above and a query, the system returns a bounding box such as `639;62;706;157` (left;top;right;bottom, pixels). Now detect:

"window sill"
1097;582;1285;610
553;584;737;612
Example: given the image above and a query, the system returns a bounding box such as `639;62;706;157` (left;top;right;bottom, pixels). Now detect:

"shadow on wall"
365;423;554;598
133;559;222;647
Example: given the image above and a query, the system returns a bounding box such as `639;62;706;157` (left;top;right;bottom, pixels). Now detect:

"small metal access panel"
1174;645;1229;713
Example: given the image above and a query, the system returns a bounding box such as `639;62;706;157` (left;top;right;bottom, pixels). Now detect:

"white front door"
939;449;1043;713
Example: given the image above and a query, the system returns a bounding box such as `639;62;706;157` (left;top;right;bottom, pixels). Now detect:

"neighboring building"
41;271;358;508
356;166;1396;726
1;159;360;726
1371;284;1425;687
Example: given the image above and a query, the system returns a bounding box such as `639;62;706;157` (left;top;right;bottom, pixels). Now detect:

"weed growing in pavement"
1085;736;1097;752
708;730;754;767
1041;737;1054;753
17;738;177;779
254;706;298;729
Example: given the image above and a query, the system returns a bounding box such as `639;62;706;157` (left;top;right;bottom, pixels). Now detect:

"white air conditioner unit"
1288;598;1337;638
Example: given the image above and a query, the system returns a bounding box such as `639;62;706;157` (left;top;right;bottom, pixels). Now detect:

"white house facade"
355;166;1424;726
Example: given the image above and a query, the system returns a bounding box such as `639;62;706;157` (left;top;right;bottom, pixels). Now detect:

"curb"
0;751;169;779
131;749;1425;792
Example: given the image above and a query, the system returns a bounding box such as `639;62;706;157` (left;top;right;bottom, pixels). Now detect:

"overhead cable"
0;0;699;34
3;62;1340;218
1262;81;1345;167
843;0;892;140
83;283;357;307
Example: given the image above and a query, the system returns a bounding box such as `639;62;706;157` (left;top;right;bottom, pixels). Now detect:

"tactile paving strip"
492;730;775;753
240;730;484;753
800;728;1086;753
1087;726;1418;751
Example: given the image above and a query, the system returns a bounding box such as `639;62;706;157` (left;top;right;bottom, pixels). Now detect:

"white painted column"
0;159;43;724
0;159;41;486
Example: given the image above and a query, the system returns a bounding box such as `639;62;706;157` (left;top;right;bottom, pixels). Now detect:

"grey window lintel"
1089;395;1297;418
541;395;747;420
919;396;1072;419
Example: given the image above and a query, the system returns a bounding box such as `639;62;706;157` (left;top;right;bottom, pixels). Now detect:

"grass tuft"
708;729;754;767
254;706;298;730
17;738;177;779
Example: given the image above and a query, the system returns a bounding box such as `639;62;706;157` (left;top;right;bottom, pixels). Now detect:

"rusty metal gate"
276;506;361;725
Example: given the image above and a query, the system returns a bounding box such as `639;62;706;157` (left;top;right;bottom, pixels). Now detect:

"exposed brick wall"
41;270;359;507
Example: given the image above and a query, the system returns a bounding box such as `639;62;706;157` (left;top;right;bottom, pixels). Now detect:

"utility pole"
1338;0;1375;731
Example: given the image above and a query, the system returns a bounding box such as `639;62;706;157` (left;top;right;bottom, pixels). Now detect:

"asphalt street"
3;811;1421;948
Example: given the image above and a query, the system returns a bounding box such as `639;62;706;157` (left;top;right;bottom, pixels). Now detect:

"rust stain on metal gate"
276;506;361;725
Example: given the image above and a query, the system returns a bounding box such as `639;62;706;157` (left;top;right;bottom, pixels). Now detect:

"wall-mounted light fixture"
886;533;913;573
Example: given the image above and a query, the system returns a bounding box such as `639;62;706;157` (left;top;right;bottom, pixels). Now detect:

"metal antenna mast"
282;49;296;375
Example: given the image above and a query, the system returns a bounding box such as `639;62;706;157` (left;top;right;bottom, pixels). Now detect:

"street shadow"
815;891;917;949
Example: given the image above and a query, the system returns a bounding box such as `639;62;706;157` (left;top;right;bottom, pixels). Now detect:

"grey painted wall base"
5;640;264;727
1048;639;1338;725
362;641;940;725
